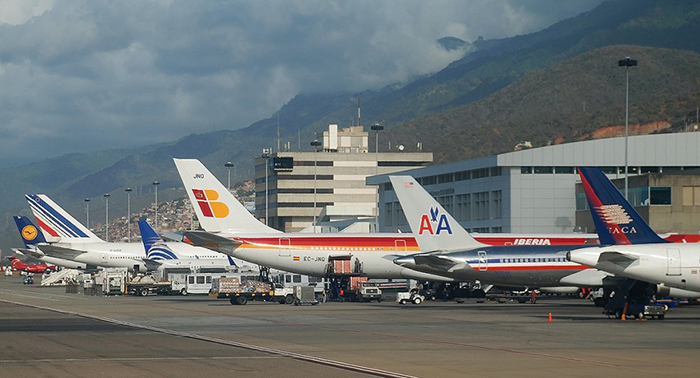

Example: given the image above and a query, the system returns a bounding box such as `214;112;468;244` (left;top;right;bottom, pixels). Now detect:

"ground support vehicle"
397;291;425;305
96;269;126;295
603;279;667;320
126;274;172;296
211;277;295;305
357;281;383;302
294;286;319;306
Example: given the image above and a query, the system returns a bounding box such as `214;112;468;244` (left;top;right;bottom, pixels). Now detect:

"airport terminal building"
369;132;700;235
254;124;433;232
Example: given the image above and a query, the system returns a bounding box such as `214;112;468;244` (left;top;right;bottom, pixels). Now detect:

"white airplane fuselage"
226;233;454;281
568;243;700;292
43;241;234;272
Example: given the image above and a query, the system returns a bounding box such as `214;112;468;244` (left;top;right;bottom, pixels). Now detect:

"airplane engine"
655;284;700;299
539;286;580;295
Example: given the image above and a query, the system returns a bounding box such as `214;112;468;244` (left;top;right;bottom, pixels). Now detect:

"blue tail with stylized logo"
137;220;179;260
13;215;48;248
577;167;667;245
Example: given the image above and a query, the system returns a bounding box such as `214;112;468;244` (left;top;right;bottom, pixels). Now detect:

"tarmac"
1;275;700;378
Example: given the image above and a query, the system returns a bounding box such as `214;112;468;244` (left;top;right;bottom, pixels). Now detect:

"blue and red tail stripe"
577;167;667;245
26;194;89;239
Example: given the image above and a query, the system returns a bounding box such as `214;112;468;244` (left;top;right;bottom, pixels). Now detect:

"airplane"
6;255;57;274
386;175;615;291
13;215;91;270
24;193;241;272
173;158;700;284
566;167;700;293
174;158;455;281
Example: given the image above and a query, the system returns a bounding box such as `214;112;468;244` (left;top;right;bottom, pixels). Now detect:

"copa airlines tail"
137;220;178;261
577;167;667;245
173;158;280;234
389;175;486;252
25;194;103;243
13;215;48;248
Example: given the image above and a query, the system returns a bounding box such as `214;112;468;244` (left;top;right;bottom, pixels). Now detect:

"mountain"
2;0;700;253
384;45;700;163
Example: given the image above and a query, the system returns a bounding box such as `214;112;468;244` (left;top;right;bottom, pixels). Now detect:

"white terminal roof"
369;132;700;183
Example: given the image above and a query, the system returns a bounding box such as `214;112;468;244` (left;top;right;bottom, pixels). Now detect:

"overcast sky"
0;0;603;168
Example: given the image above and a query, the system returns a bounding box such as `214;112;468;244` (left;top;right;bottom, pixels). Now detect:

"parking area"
1;278;699;377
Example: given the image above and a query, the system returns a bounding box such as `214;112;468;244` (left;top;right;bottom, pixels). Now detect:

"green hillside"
385;45;700;163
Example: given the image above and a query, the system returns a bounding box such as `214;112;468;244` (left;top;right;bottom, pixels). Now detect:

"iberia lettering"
513;239;551;245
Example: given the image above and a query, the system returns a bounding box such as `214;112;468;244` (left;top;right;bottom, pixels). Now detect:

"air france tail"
25;194;103;243
577;167;667;245
13;215;48;248
137;220;179;261
173;158;280;234
389;175;486;252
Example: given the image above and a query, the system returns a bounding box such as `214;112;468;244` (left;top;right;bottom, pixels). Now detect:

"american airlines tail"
137;220;178;260
577;167;667;245
173;158;280;234
25;194;103;243
389;175;486;253
13;215;48;248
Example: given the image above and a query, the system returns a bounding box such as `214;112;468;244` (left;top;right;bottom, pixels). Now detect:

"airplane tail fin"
389;175;486;252
173;158;280;234
25;194;103;243
13;215;48;248
7;256;23;270
137;219;179;261
577;167;667;245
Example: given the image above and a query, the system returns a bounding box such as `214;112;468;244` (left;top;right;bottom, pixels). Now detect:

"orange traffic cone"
548;312;553;322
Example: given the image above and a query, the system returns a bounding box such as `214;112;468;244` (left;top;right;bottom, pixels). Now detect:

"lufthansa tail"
13;215;48;248
389;175;486;253
25;194;103;243
173;158;280;234
577;167;667;245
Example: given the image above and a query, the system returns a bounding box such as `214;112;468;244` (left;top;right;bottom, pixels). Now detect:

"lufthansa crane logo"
418;206;453;235
22;225;38;241
192;189;229;218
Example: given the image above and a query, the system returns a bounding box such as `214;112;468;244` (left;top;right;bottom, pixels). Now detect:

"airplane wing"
12;247;44;259
597;251;639;263
142;258;164;271
414;254;471;273
183;231;242;254
39;244;85;259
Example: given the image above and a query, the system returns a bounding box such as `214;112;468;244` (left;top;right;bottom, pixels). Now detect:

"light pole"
85;198;91;229
261;149;271;225
125;187;132;242
618;56;637;199
310;140;322;233
153;180;160;230
371;124;384;232
103;193;110;242
225;162;235;191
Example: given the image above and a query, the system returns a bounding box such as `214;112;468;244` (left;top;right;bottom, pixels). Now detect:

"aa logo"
418;207;453;235
192;189;229;218
22;225;38;241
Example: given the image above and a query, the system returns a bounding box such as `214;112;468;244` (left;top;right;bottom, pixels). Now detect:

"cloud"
0;0;603;167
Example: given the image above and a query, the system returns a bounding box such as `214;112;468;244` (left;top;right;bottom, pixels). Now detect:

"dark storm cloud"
0;0;603;167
